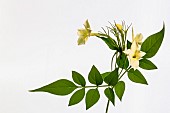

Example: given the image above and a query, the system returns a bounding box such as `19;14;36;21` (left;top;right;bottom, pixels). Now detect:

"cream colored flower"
124;40;145;70
77;20;91;45
132;27;143;45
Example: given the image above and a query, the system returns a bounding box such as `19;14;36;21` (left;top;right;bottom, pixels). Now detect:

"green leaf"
104;88;115;106
104;68;118;86
115;81;125;101
72;71;86;86
101;72;110;79
128;69;148;85
127;40;132;49
116;53;129;69
69;88;85;106
30;79;78;95
97;35;118;50
88;65;103;85
86;88;100;110
139;59;157;70
141;24;165;58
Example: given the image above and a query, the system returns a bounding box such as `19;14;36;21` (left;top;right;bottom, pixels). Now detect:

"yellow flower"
77;20;91;45
124;27;145;69
115;24;123;31
124;40;145;70
132;27;143;45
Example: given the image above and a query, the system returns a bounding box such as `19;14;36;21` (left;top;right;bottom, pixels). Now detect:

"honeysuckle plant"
30;20;165;113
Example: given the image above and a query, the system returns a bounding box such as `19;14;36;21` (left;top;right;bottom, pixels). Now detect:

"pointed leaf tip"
104;88;115;106
128;69;148;85
69;88;85;106
104;68;118;86
30;79;78;96
86;89;100;110
72;71;86;86
88;65;103;85
139;59;157;70
141;23;165;58
115;81;125;101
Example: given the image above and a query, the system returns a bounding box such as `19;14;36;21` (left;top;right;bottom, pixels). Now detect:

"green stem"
115;53;118;68
105;52;118;113
90;32;99;36
105;100;110;113
80;85;109;88
111;52;117;71
118;56;127;77
117;35;121;48
118;66;131;80
124;32;127;50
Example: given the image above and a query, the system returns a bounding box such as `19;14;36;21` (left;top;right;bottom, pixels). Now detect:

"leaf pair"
30;72;86;107
139;24;165;70
69;88;100;109
85;66;103;109
30;70;87;96
73;65;104;87
103;68;125;105
104;81;125;106
69;71;86;106
70;66;102;109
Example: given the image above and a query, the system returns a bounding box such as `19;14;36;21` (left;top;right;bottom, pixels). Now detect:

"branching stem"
83;85;109;88
118;66;131;80
105;51;131;113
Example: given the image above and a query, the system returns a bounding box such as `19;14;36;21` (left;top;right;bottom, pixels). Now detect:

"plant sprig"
30;20;165;113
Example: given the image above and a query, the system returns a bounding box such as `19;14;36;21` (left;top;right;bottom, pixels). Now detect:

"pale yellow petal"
84;37;88;42
84;20;90;29
77;36;88;45
77;29;87;36
131;40;138;52
123;49;131;55
132;27;135;41
135;33;143;44
77;37;85;45
139;51;146;57
130;59;139;70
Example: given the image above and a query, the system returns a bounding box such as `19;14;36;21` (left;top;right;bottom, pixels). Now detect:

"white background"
0;0;170;113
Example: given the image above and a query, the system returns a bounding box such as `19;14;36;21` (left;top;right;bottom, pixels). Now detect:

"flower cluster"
77;20;146;70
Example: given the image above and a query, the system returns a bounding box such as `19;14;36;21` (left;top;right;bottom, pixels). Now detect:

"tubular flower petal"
134;33;143;45
84;20;91;30
132;27;143;45
77;20;91;45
